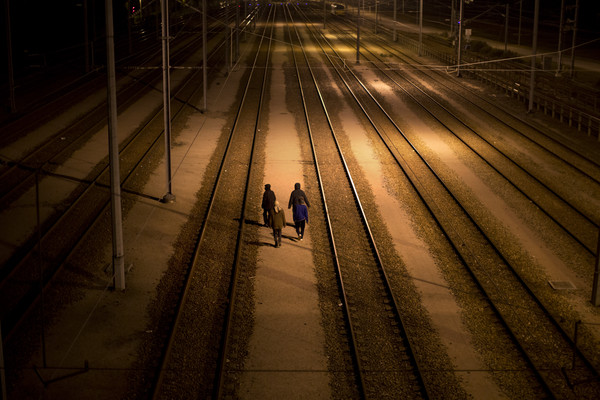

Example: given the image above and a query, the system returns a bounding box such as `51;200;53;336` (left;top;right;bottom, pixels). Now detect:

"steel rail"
214;5;276;399
0;27;225;284
363;17;600;182
283;5;369;398
0;26;220;202
149;5;274;399
326;20;599;255
309;12;600;396
301;12;558;398
291;4;430;399
1;27;225;343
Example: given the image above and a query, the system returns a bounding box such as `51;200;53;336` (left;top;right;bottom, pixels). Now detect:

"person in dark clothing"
293;197;308;240
262;184;276;227
288;182;310;213
270;201;286;247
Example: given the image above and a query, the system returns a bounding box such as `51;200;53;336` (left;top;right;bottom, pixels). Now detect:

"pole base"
161;193;176;204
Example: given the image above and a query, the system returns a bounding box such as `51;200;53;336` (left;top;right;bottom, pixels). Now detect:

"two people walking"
262;182;310;247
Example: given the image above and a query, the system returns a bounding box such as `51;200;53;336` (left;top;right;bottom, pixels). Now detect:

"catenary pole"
503;3;509;53
375;0;378;34
105;0;125;290
569;0;579;79
456;0;463;77
393;0;397;41
4;0;16;113
0;322;6;400
161;0;175;203
356;0;361;64
528;0;539;113
556;0;565;75
418;0;422;56
203;0;207;111
593;230;600;306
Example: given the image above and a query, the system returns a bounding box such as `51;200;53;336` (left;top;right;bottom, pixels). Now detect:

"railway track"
150;5;274;398
0;18;227;341
284;5;429;399
300;6;600;398
353;24;600;255
3;4;599;399
0;11;187;135
154;4;433;398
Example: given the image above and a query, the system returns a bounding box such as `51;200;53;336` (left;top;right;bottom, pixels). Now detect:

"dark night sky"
6;1;600;50
1;0;599;74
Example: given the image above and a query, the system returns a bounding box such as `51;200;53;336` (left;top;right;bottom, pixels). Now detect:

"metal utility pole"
456;0;463;77
4;0;16;113
503;3;509;53
356;0;361;64
556;0;565;74
418;0;422;56
528;0;539;113
203;0;207;111
375;0;379;34
105;0;125;290
161;0;175;203
569;0;579;79
593;231;600;306
518;0;522;45
393;0;397;41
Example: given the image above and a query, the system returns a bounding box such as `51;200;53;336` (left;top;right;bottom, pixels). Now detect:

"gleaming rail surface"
150;5;274;399
289;4;430;399
316;9;600;398
353;25;600;256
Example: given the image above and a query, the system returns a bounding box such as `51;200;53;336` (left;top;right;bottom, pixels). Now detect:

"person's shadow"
242;219;301;246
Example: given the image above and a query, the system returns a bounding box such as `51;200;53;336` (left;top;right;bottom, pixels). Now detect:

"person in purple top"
293;198;308;240
288;182;310;212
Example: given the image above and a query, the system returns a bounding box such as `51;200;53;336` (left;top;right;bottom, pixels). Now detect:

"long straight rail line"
290;5;430;399
0;29;224;342
411;56;600;183
357;19;600;204
304;13;560;396
283;5;367;397
366;37;600;247
0;29;215;203
336;13;600;185
214;5;276;399
0;27;225;284
150;5;274;399
325;19;599;256
307;10;600;397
